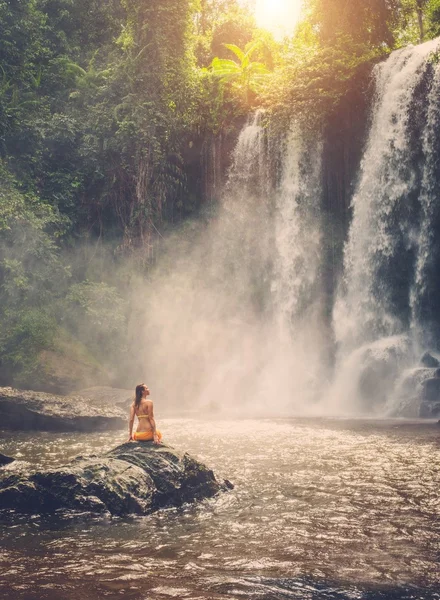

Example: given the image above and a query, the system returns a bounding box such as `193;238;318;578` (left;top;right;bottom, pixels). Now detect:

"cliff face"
320;61;375;322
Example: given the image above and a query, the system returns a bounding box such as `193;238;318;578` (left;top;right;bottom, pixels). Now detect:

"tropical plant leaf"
223;43;245;62
210;57;241;77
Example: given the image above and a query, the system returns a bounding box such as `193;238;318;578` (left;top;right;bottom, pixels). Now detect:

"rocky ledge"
0;441;232;516
0;387;125;432
0;453;14;467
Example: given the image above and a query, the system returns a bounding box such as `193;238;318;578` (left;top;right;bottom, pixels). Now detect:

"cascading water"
330;38;440;415
410;57;440;346
269;127;329;406
273;128;323;325
136;39;440;417
134;113;326;413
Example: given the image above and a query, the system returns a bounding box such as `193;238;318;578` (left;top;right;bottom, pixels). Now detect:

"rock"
419;376;440;417
72;386;132;411
0;387;125;432
356;335;413;410
421;377;440;401
0;442;232;516
420;401;440;418
420;351;440;369
413;375;440;418
385;367;433;417
0;453;14;466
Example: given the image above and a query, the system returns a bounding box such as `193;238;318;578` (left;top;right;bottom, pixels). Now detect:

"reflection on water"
1;418;440;599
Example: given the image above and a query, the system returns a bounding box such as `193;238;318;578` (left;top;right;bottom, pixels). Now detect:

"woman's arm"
147;401;160;444
128;403;135;441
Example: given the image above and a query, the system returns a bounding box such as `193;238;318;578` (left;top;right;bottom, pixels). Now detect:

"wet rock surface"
0;387;125;432
420;351;440;369
0;442;231;516
420;401;440;417
0;453;14;467
72;386;132;412
356;336;413;411
419;377;440;417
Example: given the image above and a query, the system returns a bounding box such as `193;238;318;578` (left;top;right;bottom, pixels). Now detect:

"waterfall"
330;39;440;414
136;113;327;414
138;40;440;416
200;115;327;411
410;59;440;346
269;127;328;407
274;128;323;325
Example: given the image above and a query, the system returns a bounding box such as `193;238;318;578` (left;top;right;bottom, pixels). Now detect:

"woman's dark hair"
134;383;146;408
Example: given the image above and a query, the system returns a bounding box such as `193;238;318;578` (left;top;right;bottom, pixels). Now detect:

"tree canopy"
1;0;440;388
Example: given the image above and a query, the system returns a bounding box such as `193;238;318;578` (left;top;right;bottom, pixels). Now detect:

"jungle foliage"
1;0;440;389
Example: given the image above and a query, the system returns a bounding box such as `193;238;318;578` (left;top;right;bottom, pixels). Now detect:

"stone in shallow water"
0;453;14;467
420;351;440;369
0;386;125;432
419;377;440;417
0;442;232;516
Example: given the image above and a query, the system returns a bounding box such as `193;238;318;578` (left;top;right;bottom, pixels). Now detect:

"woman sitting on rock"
128;383;162;444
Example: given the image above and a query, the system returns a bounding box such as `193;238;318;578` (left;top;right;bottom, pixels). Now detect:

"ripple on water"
1;418;440;599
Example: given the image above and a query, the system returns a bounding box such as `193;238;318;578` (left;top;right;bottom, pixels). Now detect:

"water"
384;367;432;416
411;54;440;344
164;37;440;418
331;39;440;415
1;418;440;599
334;40;440;354
135;112;326;414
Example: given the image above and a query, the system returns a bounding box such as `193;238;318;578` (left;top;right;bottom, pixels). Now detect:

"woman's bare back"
134;399;154;432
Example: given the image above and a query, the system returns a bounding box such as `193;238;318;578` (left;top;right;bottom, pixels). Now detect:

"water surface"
1;418;440;599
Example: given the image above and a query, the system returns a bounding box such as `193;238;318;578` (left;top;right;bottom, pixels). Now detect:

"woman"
128;383;162;444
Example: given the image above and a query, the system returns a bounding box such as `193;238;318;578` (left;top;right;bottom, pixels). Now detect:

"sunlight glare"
255;0;303;38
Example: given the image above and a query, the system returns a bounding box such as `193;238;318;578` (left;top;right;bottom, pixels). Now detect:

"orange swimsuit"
133;430;162;442
133;414;162;442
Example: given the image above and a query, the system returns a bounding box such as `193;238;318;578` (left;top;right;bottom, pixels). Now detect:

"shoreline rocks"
0;453;14;467
71;386;132;412
0;387;125;432
420;351;440;369
0;442;232;516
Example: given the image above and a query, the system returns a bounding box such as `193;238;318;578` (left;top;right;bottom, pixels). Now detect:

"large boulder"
385;367;433;417
420;351;440;369
419;376;440;417
348;335;413;411
420;401;440;417
0;387;125;431
0;442;232;516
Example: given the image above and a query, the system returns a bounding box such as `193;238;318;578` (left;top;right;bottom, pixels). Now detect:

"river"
1;418;440;599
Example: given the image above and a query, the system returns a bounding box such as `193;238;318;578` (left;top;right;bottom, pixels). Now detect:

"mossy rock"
0;442;233;516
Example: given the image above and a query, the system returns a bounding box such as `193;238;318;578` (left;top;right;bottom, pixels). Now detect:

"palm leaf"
210;57;241;77
244;40;263;61
223;43;245;63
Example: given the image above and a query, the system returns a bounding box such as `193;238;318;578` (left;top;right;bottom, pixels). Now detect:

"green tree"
210;41;270;104
307;0;399;48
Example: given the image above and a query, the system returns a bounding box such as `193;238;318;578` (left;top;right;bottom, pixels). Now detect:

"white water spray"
132;115;326;414
331;39;440;415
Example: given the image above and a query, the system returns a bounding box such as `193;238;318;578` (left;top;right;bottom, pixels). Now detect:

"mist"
120;114;329;416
